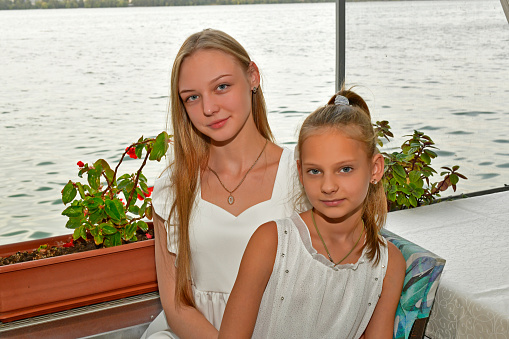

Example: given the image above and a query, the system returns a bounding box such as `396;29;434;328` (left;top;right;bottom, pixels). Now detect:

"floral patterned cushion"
381;229;446;339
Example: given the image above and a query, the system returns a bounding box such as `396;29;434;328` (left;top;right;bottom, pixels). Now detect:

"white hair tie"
334;95;349;106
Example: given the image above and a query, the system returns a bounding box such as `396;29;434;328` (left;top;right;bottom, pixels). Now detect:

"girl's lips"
321;199;344;207
208;117;229;129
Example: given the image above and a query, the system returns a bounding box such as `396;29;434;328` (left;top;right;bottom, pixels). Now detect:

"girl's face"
297;129;383;222
178;49;259;143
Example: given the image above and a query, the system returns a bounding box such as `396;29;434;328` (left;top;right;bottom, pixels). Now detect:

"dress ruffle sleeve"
152;168;178;255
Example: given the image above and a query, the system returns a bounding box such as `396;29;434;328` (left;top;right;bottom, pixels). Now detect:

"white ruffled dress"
142;148;302;338
252;213;388;339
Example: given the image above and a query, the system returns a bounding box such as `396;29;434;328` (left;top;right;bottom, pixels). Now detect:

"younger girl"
219;89;406;339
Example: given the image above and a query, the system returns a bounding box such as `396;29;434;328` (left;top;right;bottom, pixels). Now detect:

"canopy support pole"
336;0;346;92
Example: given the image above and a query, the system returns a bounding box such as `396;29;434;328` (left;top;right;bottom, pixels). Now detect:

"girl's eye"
217;83;229;91
185;95;199;103
307;169;321;175
340;167;353;173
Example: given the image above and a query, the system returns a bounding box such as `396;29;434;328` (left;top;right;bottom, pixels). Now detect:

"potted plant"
0;132;170;322
374;121;467;211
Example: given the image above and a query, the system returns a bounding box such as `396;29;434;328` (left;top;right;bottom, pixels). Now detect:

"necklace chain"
208;139;268;205
311;209;364;266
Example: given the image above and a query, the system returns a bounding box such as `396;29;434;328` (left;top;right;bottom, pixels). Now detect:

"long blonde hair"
297;88;387;264
168;29;274;307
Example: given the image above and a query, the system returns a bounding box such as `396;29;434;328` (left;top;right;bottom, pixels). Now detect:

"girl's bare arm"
218;221;278;339
153;213;218;339
364;241;406;338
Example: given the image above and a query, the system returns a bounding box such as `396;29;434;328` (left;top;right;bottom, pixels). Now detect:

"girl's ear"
248;61;261;89
371;153;385;183
297;160;304;185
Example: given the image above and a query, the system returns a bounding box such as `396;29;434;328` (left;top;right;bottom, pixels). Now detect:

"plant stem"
126;148;151;208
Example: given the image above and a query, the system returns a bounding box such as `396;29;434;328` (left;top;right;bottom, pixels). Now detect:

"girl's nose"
321;174;339;194
202;95;219;116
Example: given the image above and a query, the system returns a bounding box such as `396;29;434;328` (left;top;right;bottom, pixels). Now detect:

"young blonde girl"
142;29;306;339
219;89;406;339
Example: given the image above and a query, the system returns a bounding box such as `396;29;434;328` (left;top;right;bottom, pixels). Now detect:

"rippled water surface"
1;1;508;245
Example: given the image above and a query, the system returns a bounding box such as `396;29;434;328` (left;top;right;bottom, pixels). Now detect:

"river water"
1;1;508;245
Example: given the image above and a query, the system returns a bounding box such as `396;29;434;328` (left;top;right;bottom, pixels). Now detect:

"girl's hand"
363;241;406;339
153;213;218;339
218;221;278;339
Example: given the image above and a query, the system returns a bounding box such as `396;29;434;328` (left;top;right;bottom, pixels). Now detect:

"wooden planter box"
0;227;157;323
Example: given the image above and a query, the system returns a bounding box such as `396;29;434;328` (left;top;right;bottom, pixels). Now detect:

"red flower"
146;233;153;239
77;161;85;167
145;187;154;197
126;147;137;159
63;239;73;248
138;187;154;200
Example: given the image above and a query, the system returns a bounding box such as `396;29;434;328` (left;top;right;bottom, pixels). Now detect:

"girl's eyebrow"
179;74;233;95
302;159;357;167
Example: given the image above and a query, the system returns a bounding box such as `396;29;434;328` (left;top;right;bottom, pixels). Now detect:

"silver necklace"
208;139;268;205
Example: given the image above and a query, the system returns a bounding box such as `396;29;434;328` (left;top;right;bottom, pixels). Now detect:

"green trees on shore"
0;0;333;10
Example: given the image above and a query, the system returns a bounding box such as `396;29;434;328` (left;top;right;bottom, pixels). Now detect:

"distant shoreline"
1;0;421;11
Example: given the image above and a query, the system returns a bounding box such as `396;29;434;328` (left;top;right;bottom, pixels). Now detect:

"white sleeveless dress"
142;148;304;338
252;213;389;339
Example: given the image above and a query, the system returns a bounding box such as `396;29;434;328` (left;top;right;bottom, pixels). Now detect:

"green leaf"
129;205;140;215
65;217;83;229
396;194;406;206
139;201;147;217
62;181;77;204
112;232;122;247
94;234;104;245
100;223;118;235
90;226;99;237
87;168;101;190
138;220;149;232
103;235;113;247
394;174;406;185
104;168;115;184
424;149;437;158
80;225;87;241
421;152;431;165
409;196;418;207
94;159;111;171
88;209;105;225
452;165;460;171
146;205;153;220
393;164;407;178
85;197;103;209
117;179;130;190
135;143;144;159
140;181;149;194
76;182;86;199
408;171;421;184
73;227;81;240
449;173;459;185
105;199;125;221
400;186;411;195
150;131;169;161
62;205;83;218
124;222;137;241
